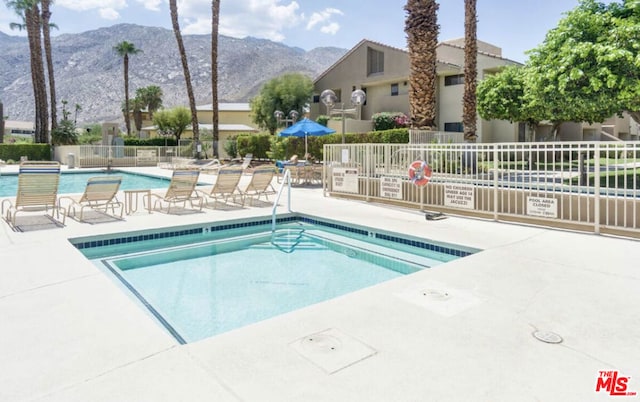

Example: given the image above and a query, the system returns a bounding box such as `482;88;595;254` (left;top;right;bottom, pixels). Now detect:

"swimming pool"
0;170;180;197
72;215;477;343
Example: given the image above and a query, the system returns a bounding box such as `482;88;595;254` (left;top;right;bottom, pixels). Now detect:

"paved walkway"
0;166;638;401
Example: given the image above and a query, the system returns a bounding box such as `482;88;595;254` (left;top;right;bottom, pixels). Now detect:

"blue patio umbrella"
278;118;336;156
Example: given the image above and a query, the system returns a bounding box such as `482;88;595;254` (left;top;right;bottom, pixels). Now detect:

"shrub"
372;112;409;131
50;119;79;145
316;115;330;127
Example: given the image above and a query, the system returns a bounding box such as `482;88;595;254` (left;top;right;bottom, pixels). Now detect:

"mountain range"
0;24;347;124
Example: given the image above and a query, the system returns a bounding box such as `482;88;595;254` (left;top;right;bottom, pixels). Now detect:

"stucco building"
312;38;640;143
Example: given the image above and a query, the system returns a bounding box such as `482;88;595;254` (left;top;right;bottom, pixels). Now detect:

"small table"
124;189;152;215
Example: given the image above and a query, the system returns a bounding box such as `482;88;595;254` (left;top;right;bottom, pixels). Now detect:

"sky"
0;0;616;63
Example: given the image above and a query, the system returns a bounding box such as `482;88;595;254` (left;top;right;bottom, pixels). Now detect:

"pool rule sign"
332;167;359;193
526;196;558;218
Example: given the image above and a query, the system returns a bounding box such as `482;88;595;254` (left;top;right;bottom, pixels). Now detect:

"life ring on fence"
408;160;432;186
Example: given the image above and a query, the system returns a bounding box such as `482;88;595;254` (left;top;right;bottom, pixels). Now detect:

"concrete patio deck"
0;166;638;401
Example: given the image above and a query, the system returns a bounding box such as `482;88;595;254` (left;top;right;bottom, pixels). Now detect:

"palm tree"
463;0;478;142
169;0;200;157
7;0;49;143
211;0;220;158
136;85;163;119
0;100;4;144
127;97;145;134
74;103;81;124
404;0;439;129
113;40;142;137
40;0;57;131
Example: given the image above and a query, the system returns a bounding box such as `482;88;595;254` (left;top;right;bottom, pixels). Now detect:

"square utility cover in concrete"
290;328;377;374
395;280;483;317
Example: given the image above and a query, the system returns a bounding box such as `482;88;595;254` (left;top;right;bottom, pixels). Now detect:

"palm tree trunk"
463;0;478;142
0;101;4;144
211;0;220;158
123;54;131;137
41;0;57;130
25;4;48;143
405;0;439;129
170;0;200;157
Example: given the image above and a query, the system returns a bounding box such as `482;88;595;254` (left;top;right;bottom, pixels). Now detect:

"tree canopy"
478;0;640;136
153;107;191;141
250;73;313;134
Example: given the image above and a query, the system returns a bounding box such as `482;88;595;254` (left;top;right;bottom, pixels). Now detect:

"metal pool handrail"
272;168;292;232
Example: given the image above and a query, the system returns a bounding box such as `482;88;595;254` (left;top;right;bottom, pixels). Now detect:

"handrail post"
594;143;600;234
272;168;292;232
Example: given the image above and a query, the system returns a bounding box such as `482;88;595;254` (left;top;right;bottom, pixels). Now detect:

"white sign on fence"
380;176;403;199
332;167;359;193
526;196;558;218
444;184;475;209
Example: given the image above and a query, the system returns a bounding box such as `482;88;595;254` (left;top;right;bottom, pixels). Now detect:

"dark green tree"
526;0;640;137
135;85;163;119
153;107;191;141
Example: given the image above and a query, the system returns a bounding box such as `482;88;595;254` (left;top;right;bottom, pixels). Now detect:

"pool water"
0;170;176;197
75;218;474;343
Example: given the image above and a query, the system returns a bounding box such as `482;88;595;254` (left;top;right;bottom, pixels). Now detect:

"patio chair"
149;169;203;213
239;165;277;205
1;161;66;228
196;165;243;208
58;176;124;222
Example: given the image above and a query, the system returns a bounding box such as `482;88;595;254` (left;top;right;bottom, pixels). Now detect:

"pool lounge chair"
1;161;66;228
239;165;277;205
149;169;203;213
196;165;243;208
58;176;124;222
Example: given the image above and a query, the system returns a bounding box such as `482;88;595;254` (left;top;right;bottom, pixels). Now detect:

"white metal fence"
323;141;640;238
409;130;465;144
63;145;184;168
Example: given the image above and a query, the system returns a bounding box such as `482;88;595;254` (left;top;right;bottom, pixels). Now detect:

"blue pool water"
0;170;176;196
73;216;476;343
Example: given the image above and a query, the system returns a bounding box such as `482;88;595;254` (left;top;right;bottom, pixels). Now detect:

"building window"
444;74;465;86
313;94;320;103
444;122;464;132
390;83;399;96
367;47;384;75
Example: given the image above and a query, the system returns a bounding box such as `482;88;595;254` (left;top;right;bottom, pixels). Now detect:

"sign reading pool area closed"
526;196;558;218
85;221;467;343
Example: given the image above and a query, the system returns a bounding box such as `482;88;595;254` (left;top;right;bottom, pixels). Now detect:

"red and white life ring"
408;160;432;186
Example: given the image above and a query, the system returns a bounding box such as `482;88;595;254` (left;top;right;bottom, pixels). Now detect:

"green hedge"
0;144;51;162
268;128;409;161
123;137;177;146
236;134;272;159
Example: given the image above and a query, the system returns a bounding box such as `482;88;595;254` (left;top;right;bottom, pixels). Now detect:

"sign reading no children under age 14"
526;196;558;218
332;167;359;194
444;184;475;210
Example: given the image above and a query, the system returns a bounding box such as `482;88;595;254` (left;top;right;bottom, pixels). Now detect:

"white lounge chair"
58;176;124;222
149;169;203;213
239;165;277;205
1;161;66;228
196;165;243;208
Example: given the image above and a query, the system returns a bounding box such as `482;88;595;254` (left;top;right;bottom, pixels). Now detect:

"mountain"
0;24;347;124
